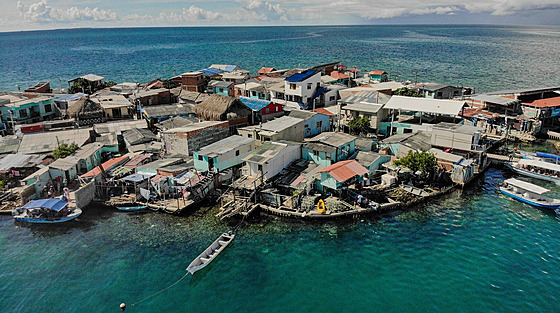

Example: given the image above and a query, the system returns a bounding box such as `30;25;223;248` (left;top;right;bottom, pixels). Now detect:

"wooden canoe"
186;232;235;274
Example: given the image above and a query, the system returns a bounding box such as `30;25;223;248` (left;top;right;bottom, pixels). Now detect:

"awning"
22;198;68;212
122;172;155;182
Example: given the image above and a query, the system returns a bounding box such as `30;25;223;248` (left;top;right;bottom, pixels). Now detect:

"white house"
243;141;302;181
283;70;322;110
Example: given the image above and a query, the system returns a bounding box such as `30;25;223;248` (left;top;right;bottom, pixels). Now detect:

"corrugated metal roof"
429;148;464;164
260;116;303;132
94;120;147;134
307;132;356;147
317;160;368;183
243;142;288;164
197;135;254;156
49;156;81;171
339;90;391;105
468;94;519;106
238;97;272;111
80;156;129;177
523;96;560;108
384;95;467;116
0;137;21;154
18;128;92;154
0;154;45;171
285;70;318;82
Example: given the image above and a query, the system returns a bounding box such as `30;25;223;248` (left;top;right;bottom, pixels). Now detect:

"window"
304;124;309;128
19;109;27;118
330;96;335;101
251;91;257;96
248;134;252;138
307;83;312;90
313;150;320;156
235;150;240;156
44;103;52;113
290;83;296;90
275;106;279;112
403;128;413;134
198;155;203;161
265;108;270;114
317;121;322;129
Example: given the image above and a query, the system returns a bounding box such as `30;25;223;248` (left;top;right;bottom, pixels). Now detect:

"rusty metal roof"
317;160;368;183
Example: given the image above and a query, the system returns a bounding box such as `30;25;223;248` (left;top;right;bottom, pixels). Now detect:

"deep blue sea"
1;25;560;92
2;25;560;312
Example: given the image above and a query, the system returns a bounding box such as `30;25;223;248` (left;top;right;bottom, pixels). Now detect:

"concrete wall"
431;129;473;151
74;180;95;209
303;114;330;137
303;147;335;167
163;124;229;156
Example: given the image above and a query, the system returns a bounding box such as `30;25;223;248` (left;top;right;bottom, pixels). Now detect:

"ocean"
1;25;560;92
1;25;560;312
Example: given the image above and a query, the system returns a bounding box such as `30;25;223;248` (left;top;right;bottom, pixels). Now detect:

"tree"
394;87;423;97
52;143;79;159
393;150;437;177
348;116;370;135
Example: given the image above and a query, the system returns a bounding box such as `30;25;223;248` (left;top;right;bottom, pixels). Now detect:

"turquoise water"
1;25;560;92
2;168;560;312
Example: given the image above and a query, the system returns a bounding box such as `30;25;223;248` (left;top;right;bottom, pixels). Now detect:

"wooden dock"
487;153;519;163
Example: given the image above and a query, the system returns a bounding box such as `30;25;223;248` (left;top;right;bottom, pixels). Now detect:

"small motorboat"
116;205;148;212
186;232;235;274
500;178;560;210
12;198;82;223
506;159;560;183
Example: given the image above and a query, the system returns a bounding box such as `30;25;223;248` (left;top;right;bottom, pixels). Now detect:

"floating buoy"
120;303;126;311
317;199;326;213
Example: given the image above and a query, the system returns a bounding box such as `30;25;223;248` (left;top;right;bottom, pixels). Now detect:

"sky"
1;0;560;32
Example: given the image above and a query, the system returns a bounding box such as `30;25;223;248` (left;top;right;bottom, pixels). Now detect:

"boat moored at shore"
500;178;560;210
186;232;235;274
12;198;82;223
506;159;560;183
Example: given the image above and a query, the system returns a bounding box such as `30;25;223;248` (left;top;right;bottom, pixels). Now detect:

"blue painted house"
288;110;330;137
302;132;356;167
316;160;368;193
354;151;391;175
0;96;57;125
207;80;234;96
193;135;255;173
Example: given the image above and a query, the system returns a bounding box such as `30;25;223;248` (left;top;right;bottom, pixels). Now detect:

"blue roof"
23;198;68;212
198;68;224;76
122;172;155;182
285;70;318;82
224;65;238;72
238;97;272;111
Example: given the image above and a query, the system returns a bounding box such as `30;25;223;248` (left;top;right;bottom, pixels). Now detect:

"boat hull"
186;233;235;274
117;206;147;212
13;208;82;223
506;163;560;183
500;189;560;210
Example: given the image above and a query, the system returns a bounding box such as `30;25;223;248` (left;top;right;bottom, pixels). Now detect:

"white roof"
429;148;464;164
518;158;560;172
384;95;467;116
504;178;550;195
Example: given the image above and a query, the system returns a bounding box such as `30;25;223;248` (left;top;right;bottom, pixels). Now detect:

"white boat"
506;159;560;183
500;178;560;210
12;198;82;223
186;232;235;274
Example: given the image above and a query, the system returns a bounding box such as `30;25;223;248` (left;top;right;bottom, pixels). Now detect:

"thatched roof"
194;94;251;121
67;97;104;119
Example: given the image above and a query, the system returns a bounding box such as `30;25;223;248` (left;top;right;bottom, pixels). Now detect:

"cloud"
17;0;117;22
235;0;291;21
464;0;560;16
158;5;222;22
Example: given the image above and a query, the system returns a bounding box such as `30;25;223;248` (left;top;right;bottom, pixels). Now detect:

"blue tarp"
285;70;317;82
198;68;224;76
536;152;560;161
23;198;68;212
312;87;325;100
122;172;155;182
238;97;272;111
